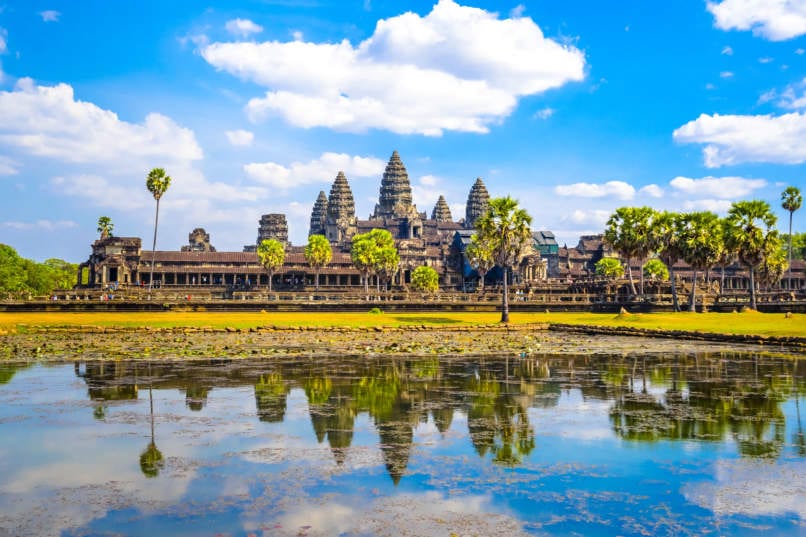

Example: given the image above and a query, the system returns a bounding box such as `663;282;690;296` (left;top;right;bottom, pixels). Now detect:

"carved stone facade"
464;177;490;229
181;228;216;252
256;214;289;248
309;191;328;237
372;150;413;220
325;171;358;244
431;195;452;223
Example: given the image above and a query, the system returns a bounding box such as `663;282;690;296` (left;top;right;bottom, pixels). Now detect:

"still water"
0;353;804;537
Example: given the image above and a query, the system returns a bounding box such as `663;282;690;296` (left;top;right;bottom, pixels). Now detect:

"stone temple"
81;150;547;290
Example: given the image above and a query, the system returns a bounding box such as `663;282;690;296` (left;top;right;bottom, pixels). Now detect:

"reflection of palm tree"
140;365;163;478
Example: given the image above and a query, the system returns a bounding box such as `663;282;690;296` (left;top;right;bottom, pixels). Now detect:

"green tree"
643;258;669;296
758;241;787;290
304;234;332;290
781;186;802;286
726;200;779;310
96;216;114;239
257;239;285;292
465;235;495;292
649;211;685;311
43;258;78;290
475;196;533;323
351;229;397;294
374;242;400;292
604;207;656;296
595;257;625;279
410;265;439;293
782;232;806;260
0;244;28;297
146;168;171;295
679;212;724;312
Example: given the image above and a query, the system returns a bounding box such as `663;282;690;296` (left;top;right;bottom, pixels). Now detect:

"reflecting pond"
0;353;804;536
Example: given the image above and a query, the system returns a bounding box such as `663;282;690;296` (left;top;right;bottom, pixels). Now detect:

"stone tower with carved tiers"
373;151;416;220
309;191;328;237
431;195;452;223
465;177;490;229
256;214;289;247
325;171;357;245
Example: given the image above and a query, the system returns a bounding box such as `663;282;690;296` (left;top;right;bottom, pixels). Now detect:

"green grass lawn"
2;310;804;338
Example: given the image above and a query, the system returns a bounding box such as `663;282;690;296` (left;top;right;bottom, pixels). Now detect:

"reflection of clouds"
259;492;530;537
683;459;806;518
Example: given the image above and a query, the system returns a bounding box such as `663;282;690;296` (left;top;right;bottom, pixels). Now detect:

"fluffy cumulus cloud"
554;180;636;200
0;79;202;166
673;112;806;166
201;0;585;135
682;199;734;212
244;152;386;189
224;18;263;37
669;176;767;198
225;129;254;146
639;184;664;197
707;0;806;40
763;77;806;108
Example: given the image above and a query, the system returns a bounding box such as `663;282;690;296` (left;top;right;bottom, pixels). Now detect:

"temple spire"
309;190;328;237
373;150;413;219
431;195;452;222
465;177;490;229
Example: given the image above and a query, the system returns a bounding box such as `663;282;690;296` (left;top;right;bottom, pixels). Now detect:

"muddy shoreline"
2;323;803;361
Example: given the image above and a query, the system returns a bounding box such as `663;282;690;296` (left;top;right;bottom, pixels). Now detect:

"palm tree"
475;196;533;323
649;211;684;311
140;363;163;478
257;239;285;292
679;211;723;312
782;186;802;288
96;216;113;239
465;235;495;293
604;207;656;296
725;200;778;310
146;168;171;295
304;234;332;290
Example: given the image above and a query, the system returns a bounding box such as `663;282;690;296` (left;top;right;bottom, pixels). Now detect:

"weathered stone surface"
309;191;328;237
373;150;414;220
326;171;357;243
181;228;216;252
255;214;289;247
431;195;452;222
465;177;490;229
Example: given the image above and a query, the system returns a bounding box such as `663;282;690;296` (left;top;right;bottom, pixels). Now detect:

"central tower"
372;150;415;220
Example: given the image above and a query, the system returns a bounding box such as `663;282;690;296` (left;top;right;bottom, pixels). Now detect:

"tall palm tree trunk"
148;198;160;297
639;258;645;297
749;267;757;310
501;267;510;323
626;256;637;296
788;211;794;289
669;265;680;312
689;270;697;312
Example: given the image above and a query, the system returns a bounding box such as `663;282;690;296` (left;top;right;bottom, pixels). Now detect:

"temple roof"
327;171;355;221
465;177;490;229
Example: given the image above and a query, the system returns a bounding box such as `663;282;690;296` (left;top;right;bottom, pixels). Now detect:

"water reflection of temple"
72;355;806;482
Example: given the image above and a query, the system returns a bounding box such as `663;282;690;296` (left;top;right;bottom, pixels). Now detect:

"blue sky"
1;0;805;262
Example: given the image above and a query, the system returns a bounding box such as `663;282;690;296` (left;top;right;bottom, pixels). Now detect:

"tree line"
598;187;802;311
0;244;79;298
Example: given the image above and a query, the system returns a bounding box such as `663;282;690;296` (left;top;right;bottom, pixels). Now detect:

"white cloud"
0;28;6;53
673;112;806;166
766;77;806;109
682;199;734;212
201;0;585;136
554;180;636;200
705;83;716;90
639;184;664;197
0;155;18;175
0;81;202;166
797;48;805;54
533;107;554;120
39;10;60;22
720;70;734;78
669;176;766;199
759;56;774;63
244;152;385;189
562;209;611;226
721;45;734;55
225;129;254;146
510;4;526;18
419;174;438;186
1;219;77;231
707;0;806;40
291;30;303;41
224;18;263;37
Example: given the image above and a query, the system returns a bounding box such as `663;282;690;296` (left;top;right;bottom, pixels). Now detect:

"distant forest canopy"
784;233;806;260
0;244;79;298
